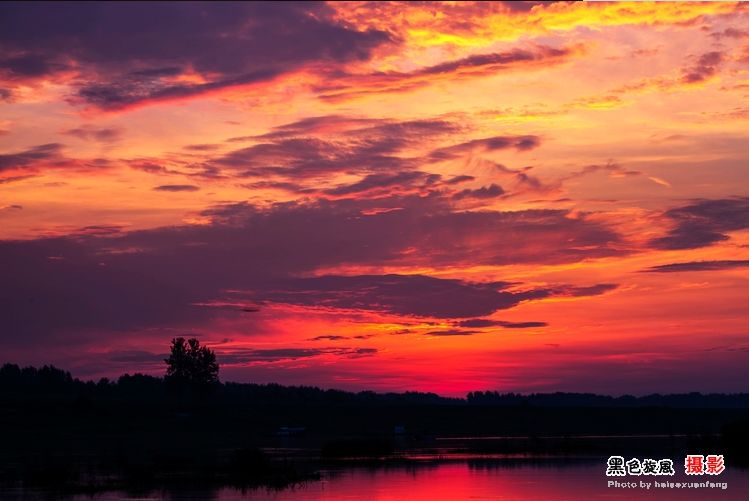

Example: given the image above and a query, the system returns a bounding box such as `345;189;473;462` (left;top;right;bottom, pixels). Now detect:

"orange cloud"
332;1;740;50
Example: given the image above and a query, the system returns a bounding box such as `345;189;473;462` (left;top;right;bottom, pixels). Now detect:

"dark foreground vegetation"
2;363;749;496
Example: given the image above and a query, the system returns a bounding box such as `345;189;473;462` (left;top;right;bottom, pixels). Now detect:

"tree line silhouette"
465;390;749;408
2;337;749;407
2;360;748;408
2;339;748;495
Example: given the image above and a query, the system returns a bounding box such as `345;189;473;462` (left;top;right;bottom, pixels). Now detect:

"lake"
4;457;748;500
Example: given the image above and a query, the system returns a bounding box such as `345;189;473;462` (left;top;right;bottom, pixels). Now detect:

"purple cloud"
325;171;441;196
642;260;749;273
64;126;122;142
216;347;378;364
453;183;505;200
417;46;573;76
317;45;578;102
429;135;541;161
650;198;749;250
242;274;551;318
426;329;481;336
0;194;621;348
0;2;392;109
153;184;200;192
681;51;725;84
456;319;548;328
0;143;63;172
213;119;459;179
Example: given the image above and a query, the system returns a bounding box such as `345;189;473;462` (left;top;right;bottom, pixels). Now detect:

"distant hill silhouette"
466;390;749;409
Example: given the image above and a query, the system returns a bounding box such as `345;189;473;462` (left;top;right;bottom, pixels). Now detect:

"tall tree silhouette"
164;338;219;393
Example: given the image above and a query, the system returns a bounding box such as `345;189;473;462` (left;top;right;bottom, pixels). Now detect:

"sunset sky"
1;1;748;396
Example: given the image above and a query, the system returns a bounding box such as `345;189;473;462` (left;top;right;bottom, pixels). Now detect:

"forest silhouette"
1;346;748;495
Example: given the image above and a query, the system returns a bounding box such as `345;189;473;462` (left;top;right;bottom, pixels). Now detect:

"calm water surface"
5;459;748;500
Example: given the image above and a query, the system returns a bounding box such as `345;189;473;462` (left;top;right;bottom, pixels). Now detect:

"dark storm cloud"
0;53;59;79
247;274;552;318
197;195;622;266
0;2;392;109
650;198;749;250
237;276;616;319
201;195;622;266
76;69;282;110
642;260;749;273
153;184;200;192
0;143;63;172
0;195;621;345
0;236;214;346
